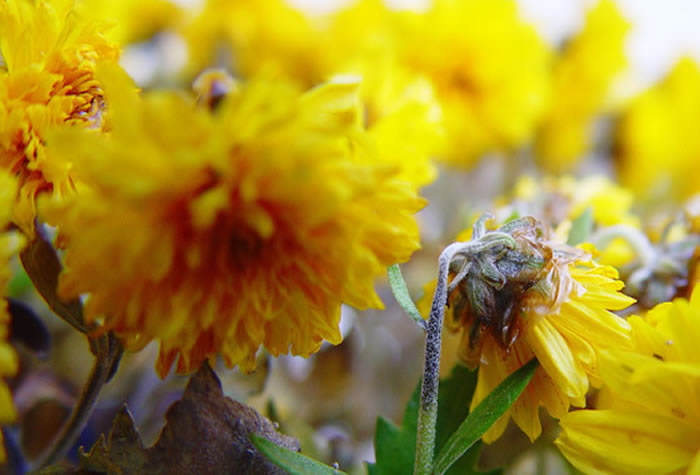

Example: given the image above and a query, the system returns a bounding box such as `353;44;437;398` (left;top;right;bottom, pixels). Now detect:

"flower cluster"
0;0;697;472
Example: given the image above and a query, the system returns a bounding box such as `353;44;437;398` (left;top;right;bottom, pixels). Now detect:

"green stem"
590;225;655;267
414;242;463;475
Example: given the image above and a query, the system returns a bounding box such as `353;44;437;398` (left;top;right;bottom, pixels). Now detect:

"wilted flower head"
426;215;634;442
43;65;426;377
556;288;700;474
0;0;119;234
0;171;21;462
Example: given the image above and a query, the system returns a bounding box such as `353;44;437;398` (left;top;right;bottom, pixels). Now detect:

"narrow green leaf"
433;359;539;475
503;210;520;224
370;384;420;475
8;266;32;297
251;433;347;475
567;207;593;245
435;365;480;475
387;264;426;330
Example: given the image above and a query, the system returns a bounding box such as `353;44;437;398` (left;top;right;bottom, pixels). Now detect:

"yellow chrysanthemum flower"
536;0;628;172
322;0;443;187
397;0;550;167
616;57;700;201
0;0;119;234
42;65;426;377
0;171;21;463
420;216;634;442
184;0;326;86
556;288;700;474
184;0;441;188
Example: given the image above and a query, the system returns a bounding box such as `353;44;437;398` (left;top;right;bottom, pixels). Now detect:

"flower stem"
35;334;122;468
414;242;463;475
590;225;655;267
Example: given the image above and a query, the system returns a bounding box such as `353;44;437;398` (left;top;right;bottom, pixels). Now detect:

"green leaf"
503;210;521;224
8;265;32;297
387;264;426;329
370;365;491;475
435;365;481;475
567;207;593;246
434;359;539;475
368;384;420;475
251;433;347;475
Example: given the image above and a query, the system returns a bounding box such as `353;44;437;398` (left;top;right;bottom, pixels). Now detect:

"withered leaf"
19;228;85;334
78;363;299;474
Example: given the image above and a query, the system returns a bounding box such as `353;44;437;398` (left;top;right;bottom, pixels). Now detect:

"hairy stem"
414;242;463;475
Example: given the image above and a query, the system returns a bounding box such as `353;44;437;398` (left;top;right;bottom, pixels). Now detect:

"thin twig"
34;334;122;468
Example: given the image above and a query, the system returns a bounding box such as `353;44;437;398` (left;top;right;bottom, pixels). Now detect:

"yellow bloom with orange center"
420;216;634;442
536;0;629;172
397;0;550;167
0;0;119;234
0;171;21;462
556;288;700;474
42;65;426;377
616;57;700;201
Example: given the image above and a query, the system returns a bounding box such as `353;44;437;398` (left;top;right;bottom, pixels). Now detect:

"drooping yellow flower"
556;288;700;474
42;65;426;377
397;0;550;167
536;0;629;172
420;216;634;442
0;171;21;463
0;0;119;234
616;58;700;201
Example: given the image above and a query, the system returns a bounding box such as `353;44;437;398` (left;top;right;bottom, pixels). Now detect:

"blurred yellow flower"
616;57;700;201
43;65;426;377
420;216;633;442
184;0;326;86
77;0;183;45
0;0;119;234
536;0;629;172
398;0;550;167
184;0;441;188
508;175;639;267
0;171;21;463
556;288;700;474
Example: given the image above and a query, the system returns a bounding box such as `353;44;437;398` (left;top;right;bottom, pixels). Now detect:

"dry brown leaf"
70;363;299;474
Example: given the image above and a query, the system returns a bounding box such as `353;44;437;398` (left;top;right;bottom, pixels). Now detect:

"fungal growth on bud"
421;213;634;442
445;215;583;368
